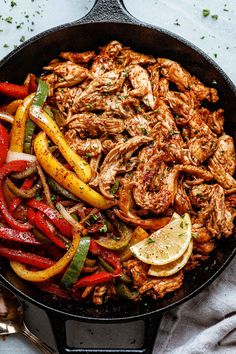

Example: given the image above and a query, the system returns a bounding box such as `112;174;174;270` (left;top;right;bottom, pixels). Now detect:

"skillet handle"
47;310;162;354
76;0;139;24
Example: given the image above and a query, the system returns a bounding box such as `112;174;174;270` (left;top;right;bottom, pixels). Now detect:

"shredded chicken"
38;41;236;305
139;271;184;299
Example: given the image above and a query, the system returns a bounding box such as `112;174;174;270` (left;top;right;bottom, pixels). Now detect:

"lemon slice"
148;239;193;277
130;213;191;265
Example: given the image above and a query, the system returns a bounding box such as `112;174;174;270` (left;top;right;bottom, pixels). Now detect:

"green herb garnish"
147;238;155;244
110;179;120;194
202;9;210;17
99;224;108;233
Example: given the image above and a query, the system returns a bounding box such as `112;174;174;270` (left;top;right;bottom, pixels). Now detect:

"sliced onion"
0;112;14;124
56;202;83;231
6;150;36;163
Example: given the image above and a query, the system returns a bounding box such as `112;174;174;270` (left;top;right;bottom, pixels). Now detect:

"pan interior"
0;21;235;321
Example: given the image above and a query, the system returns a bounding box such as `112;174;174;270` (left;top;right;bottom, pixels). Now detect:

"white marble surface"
0;0;235;353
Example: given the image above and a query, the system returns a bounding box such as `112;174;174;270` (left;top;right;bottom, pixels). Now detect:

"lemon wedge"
130;213;192;265
148;239;193;276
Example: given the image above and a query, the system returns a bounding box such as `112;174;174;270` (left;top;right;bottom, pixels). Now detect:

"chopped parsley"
4;16;13;24
141;127;148;135
11;1;17;7
110;179;120;194
213;53;218;58
85;152;91;158
51;194;57;202
202;9;210;17
211;14;218;20
20;35;25;42
174;19;180;26
147;237;155;244
35;192;42;201
180;221;184;228
90;214;98;222
205;266;209;271
3;44;9;48
99;224;108;233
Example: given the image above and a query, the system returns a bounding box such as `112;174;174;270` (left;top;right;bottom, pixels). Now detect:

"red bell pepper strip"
34;211;66;249
0;82;28;99
9;178;34;213
0;226;40;245
0;124;8;167
0;247;55;269
0;161;32;231
74;272;115;288
89;240;121;275
27;207;36;224
28;74;38;94
26;199;72;237
36;281;70;299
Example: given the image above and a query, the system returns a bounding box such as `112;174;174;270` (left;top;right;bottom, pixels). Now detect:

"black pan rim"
0;18;235;322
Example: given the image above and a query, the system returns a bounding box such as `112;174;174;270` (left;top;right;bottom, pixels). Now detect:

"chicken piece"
198;107;224;135
133;145;179;214
206;184;234;238
66;112;125;138
225;194;236;208
41;73;58;96
43;61;90;88
139;271;184;299
191;184;234;238
92;285;107;305
60;50;95;64
193;241;215;255
152;99;185;162
174;178;192;214
166;90;195;120
65;129;102;157
189;184;214;208
125;114;150;137
125;259;148;287
118;48;156;67
114;174;170;230
192;226;212;243
72;69;126;112
208;134;236;189
90;40;123;77
179;165;213;182
158;77;169;98
89;154;102;187
157;58;218;102
128;64;155;109
114;175;170;230
54;87;82;115
147;63;160;106
187;111;218;165
99;136;152;199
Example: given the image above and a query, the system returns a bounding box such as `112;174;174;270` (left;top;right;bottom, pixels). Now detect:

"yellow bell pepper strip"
29;80;91;182
34;131;113;210
10;228;81;282
30;105;91;182
9;93;35;152
0;99;22;115
117;226;149;261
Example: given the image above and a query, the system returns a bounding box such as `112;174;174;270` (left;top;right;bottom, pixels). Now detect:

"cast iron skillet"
0;0;236;353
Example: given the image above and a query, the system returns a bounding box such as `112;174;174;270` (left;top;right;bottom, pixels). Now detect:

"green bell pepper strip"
47;177;80;202
32;79;48;107
23;79;48;154
24;119;36;154
61;236;90;289
116;282;139;300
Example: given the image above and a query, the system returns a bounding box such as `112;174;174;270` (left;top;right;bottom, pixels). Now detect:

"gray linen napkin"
155;258;236;354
